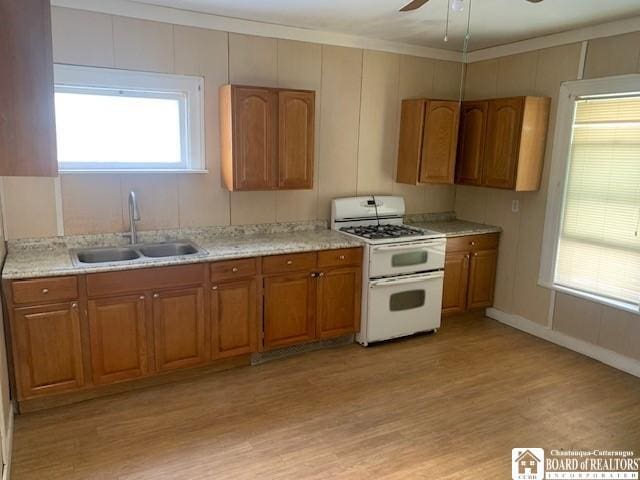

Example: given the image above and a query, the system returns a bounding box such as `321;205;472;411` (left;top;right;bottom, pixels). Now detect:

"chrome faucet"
127;191;140;245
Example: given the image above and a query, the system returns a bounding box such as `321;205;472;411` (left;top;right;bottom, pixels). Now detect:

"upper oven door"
369;239;445;278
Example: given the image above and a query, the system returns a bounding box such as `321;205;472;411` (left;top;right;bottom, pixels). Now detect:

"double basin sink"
70;240;207;266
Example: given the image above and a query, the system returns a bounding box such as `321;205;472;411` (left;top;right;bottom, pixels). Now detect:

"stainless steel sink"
74;247;140;264
138;241;200;258
70;240;206;266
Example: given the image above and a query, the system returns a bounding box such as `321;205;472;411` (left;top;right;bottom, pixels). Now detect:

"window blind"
555;95;640;308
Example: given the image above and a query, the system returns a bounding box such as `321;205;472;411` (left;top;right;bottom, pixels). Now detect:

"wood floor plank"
11;314;640;479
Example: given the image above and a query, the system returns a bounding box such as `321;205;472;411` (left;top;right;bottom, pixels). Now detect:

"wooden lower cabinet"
264;272;317;349
5;248;363;404
467;250;498;310
88;294;149;384
317;267;361;338
442;234;499;315
153;287;207;372
211;279;258;359
12;302;84;398
442;252;470;315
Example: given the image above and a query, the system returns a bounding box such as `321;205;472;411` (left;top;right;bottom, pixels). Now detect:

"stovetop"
340;224;426;240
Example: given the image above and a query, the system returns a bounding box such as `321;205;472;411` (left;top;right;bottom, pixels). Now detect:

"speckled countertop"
405;214;502;238
2;221;363;280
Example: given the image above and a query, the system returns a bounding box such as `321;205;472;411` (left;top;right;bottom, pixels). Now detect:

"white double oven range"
331;196;446;346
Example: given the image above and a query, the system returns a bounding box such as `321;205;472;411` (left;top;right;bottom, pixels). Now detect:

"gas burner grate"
340;224;424;240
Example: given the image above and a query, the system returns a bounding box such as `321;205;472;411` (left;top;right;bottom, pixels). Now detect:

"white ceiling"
131;0;640;51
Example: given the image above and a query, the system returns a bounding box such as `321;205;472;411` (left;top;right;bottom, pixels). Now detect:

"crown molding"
50;0;463;62
466;15;640;63
48;0;640;64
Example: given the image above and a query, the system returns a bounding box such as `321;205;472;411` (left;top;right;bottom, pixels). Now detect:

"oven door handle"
372;242;442;252
369;271;443;288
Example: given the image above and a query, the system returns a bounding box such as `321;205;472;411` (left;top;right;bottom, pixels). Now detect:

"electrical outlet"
511;199;520;213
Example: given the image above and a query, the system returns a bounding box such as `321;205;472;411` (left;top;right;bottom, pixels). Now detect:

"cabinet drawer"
210;257;257;282
12;277;79;304
446;233;499;253
87;264;205;297
262;252;317;274
317;248;362;268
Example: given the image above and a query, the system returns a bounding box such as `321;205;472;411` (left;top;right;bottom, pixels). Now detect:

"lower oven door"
369;239;445;278
366;271;443;343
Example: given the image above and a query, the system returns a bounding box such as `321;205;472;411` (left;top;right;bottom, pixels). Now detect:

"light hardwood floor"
11;314;640;479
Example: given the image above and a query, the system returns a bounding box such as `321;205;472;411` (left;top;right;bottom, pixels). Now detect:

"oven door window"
389;290;426;311
391;251;428;268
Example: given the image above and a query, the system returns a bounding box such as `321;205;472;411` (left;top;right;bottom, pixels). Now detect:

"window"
540;75;640;313
54;65;204;172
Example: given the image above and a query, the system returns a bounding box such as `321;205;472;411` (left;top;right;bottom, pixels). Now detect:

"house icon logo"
512;448;544;480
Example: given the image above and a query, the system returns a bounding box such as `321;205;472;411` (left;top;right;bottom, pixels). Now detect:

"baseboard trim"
486;307;640;379
2;403;14;480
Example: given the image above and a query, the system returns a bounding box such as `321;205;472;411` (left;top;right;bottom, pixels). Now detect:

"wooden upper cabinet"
459;96;550;191
396;99;459;185
456;101;488;186
12;302;84;399
224;86;278;190
419;101;460;183
0;0;58;176
88;295;149;385
220;85;315;191
483;97;524;189
278;90;315;189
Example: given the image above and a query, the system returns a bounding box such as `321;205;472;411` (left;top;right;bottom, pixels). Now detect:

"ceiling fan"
399;0;543;12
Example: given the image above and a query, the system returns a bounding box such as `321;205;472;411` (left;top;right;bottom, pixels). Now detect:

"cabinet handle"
71;303;78;309
139;295;145;300
232;267;239;273
474;253;478;257
41;288;49;294
310;272;317;278
470;241;476;246
318;272;325;277
153;293;160;298
339;255;345;260
212;286;218;290
286;260;293;265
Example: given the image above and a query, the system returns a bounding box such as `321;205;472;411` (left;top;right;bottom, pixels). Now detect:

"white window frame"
539;73;640;315
54;64;206;173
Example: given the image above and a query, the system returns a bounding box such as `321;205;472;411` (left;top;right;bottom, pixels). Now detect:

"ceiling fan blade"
399;0;430;12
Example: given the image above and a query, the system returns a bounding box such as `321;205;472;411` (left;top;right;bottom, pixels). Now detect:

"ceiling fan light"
451;0;464;12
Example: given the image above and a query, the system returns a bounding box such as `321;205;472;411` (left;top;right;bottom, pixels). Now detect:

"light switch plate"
511;199;520;213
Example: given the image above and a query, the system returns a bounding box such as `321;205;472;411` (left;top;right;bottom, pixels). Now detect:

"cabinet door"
12;302;84;398
483;98;524;189
264;272;316;350
456;101;488;186
232;87;278;190
467;250;498;310
0;0;57;177
211;279;258;359
88;294;148;384
419;101;460;184
153;287;207;372
442;251;470;315
278;90;315;189
396;99;426;185
317;267;361;338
